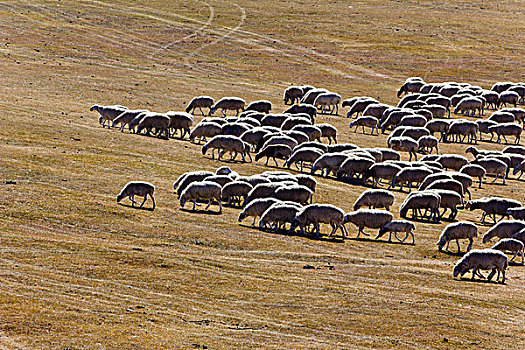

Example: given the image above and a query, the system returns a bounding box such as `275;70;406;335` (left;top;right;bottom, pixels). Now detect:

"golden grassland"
1;0;525;348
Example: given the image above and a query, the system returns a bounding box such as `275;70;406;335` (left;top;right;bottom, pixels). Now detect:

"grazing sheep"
166;111;194;139
313;92;342;115
295;174;317;192
400;126;430;141
397;93;421;108
327;143;359;153
203;175;233;188
222;122;251;137
397;78;425;97
116;181;155;210
186;96;214;115
291;204;348;238
489;111;515;124
353;189;395;211
336;157;375;181
425;96;452;117
453;249;508;283
240;127;274;150
286;147;324;172
174;171;214;198
429;189;463;220
513;160;525;179
492;82;515;93
363;103;391;119
437;154;469;171
344;209;394;238
346;98;378;118
389;137;419;161
236;175;271;188
284;104;317;120
202;135;252;162
425;119;450;141
316;123;338;144
454;97;484;116
239;198;281;225
255;144;293;167
399;191;441;221
498;91;519;108
311;153;349;177
179;181;222;212
488;123;522;144
423;104;448;119
476;120;497;141
466;197;522;224
209;97;246;117
460;164;486;188
261;114;290;128
445;120;479;143
364;163;402;188
137;114;170;139
376;148;401;161
245;182;291;204
482;220;525;243
282;130;309;145
274;185;313;205
500;108;525;125
471;158;508;184
246;100;272;114
288;125;320;142
190;122;223;144
259;135;298;152
111;109;148;131
281;116;312;130
301;88;329;105
437;221;478;252
426;178;464;196
90;104;128;128
491;238;524;264
284;86;304;105
399;115;427;128
390;167;433;192
481;90;500;109
258;203;302;231
350;116;379;134
418;135;439;154
376;220;416;244
506;207;525;220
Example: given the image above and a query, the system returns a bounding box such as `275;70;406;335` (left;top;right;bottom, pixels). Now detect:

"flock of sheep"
97;77;525;284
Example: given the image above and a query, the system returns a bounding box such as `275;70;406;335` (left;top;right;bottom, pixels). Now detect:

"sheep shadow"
509;261;524;267
117;203;155;211
456;278;505;285
438;250;466;257
201;156;249;164
345;236;415;246
241;224;345;243
140;133;170;140
401;216;442;225
179;208;222;215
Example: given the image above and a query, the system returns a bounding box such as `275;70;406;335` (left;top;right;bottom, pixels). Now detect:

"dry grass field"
1;0;525;348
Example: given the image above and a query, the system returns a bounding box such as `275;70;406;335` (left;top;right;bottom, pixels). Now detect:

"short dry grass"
1;0;525;349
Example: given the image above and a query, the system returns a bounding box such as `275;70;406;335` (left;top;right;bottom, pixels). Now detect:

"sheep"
260;114;289;128
491;238;524;264
353;189;394;211
364;163;402;188
399;191;441;222
336;157;376;181
281;116;312;130
245;182;291;204
300;88;329;105
438;85;461;97
445;120;479;143
201;135;252;162
390;167;433;192
492;82;515;93
239;198;281;225
285;147;324;172
186;96;214;115
295;174;317;192
437;221;478;252
363;103;391;119
289;125;321;142
283;86;304;105
240;128;274;150
506;207;525;220
403;100;427;110
375;220;416;244
342;96;370;108
398;115;427;128
189;122;223;144
425;96;452;117
274;185;313;205
209;97;246;117
316;123;338;144
418;135;439;155
400;126;430;141
376;148;401;161
116;181;155;210
475;120;497;141
424;120;449;142
236;175;271;187
246;100;272;114
255;144;293;167
426;178;464;196
389;137;419;161
470;157;507;184
350;116;379;134
498;91;519;108
282;130;309;145
346;99;378;118
460;164;486;188
291;204;348;238
311;153;349;177
429;189;463;220
453;249;508;283
327;143;358;153
488;123;522;144
481;90;500;109
179;181;222;213
284;104;317;120
454;97;484;116
111;109;148;131
344;209;394;238
90;104;128;127
165;111;194;139
258;203;302;231
511;229;525;244
222;122;251;137
466;197;522;224
500;108;525;124
437;154;468;171
203;175;233;188
509;85;525;103
397;93;421;108
488;111;515;124
423;104;448;119
397;78;425;97
482;220;525;243
137;114;170;139
258;135;298;152
313;92;342;115
174;171;214;198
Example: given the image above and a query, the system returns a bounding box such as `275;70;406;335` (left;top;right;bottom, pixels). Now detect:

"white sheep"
186;96;214;115
376;220;416;244
344;209;394;238
418;135;439;154
202;135;252;162
311;153;349;177
481;220;525;243
179;181;222;213
491;238;524;264
350;116;379;134
283;86;304;105
116;181;155;210
174;171;214;198
453;249;508;283
258;202;302;231
454;97;484;116
209;97;246;117
166;111;194;139
498;91;519;108
316;123;338;144
466;197;522;224
274;185;313;205
471;158;508;185
291;204;347;238
460;164;486;188
437;221;477;253
353;189;394;211
506;207;525;220
137;114;171;139
488;123;522;144
246;100;272;114
313;92;342;115
389;137;419;161
239;198;281;225
399;191;441;222
90;104;128;127
189;122;223;144
111;109;148;131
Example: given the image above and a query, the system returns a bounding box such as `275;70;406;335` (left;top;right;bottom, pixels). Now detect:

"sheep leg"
480;212;486;224
139;195;148;208
502;134;508;143
130;195;137;207
329;223;337;237
199;107;204;116
487;269;496;281
456;239;462;253
192;200;197;211
510;251;518;262
273;157;279;167
150;194;156;210
445;240;450;251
